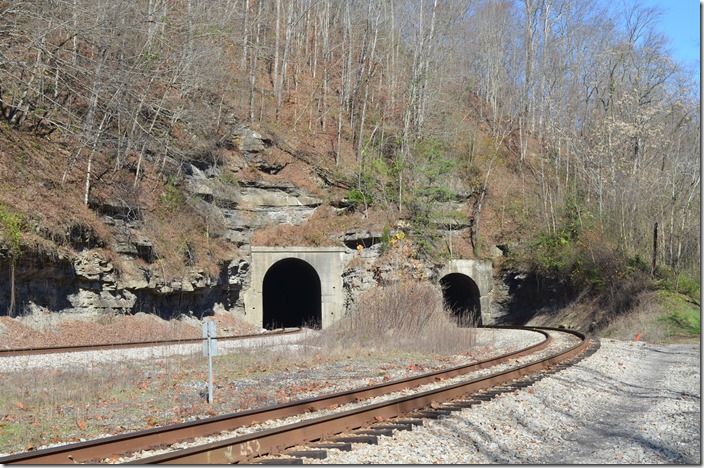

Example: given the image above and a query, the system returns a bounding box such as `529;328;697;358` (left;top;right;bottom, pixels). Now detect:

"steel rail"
0;328;301;357
133;328;591;464
0;327;551;464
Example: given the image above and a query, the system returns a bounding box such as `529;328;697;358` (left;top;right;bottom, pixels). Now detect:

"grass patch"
655;290;700;341
599;290;700;344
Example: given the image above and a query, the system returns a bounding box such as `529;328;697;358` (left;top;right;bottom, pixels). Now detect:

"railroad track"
0;327;596;465
0;328;302;357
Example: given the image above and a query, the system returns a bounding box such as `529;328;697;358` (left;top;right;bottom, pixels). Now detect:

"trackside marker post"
202;320;217;403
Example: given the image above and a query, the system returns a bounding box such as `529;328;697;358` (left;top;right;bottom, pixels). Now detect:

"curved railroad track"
0;327;596;465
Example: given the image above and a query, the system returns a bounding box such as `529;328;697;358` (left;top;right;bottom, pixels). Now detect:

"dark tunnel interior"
263;258;322;329
440;273;482;327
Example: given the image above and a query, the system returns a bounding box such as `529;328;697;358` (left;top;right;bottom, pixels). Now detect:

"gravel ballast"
0;327;698;464
306;338;700;464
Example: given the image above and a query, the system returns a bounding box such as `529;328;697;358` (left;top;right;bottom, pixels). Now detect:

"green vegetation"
0;203;24;257
159;177;185;211
657;290;700;338
346;188;373;210
0;203;25;316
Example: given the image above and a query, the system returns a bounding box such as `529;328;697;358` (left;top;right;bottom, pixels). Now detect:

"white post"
202;321;217;403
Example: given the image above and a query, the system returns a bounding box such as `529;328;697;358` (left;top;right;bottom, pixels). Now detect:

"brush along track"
0;327;550;464
128;327;592;464
0;328;302;357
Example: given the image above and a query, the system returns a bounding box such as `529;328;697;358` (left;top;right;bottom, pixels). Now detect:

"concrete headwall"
243;246;347;329
243;246;494;329
439;259;494;325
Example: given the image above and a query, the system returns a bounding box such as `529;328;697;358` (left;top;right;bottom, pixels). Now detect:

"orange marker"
635;332;641;342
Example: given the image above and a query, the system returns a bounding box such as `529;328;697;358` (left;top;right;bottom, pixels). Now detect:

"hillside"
0;0;699;343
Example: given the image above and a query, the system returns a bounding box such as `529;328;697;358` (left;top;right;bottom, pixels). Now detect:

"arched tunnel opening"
440;273;482;327
263;258;322;330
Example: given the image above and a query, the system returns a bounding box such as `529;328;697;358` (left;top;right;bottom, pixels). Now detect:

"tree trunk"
651;222;658;277
8;261;16;317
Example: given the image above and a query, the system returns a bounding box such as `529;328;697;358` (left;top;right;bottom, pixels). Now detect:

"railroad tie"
449;399;481;407
392;418;424;427
256;457;303;464
441;404;474;412
330;435;379;445
311;442;353;451
284;449;328;460
372;422;416;431
353;428;395;437
414;409;452;419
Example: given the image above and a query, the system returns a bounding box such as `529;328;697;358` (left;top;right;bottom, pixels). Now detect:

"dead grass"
315;281;476;355
600;290;700;344
0;309;258;349
0;284;481;456
599;292;670;343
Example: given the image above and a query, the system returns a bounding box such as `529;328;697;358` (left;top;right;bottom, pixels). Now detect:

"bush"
675;274;701;302
159;177;185;211
346;188;373;210
0;203;24;257
655;268;700;304
321;280;475;355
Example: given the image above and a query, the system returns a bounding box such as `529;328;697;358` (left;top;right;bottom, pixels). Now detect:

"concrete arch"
243;247;346;329
263;258;321;329
438;259;494;326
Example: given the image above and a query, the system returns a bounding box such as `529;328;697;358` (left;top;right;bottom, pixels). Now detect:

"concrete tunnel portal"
440;273;482;326
262;258;322;329
246;248;491;331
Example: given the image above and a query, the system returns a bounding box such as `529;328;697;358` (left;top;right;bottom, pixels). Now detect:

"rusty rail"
132;328;591;464
0;327;553;464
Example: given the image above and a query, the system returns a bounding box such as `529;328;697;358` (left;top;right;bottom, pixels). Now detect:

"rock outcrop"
0;125;324;319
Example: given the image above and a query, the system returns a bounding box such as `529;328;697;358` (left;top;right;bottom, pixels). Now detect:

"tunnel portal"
440;273;482;327
263;258;322;329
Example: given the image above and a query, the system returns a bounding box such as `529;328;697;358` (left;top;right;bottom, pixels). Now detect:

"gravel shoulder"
307;339;701;464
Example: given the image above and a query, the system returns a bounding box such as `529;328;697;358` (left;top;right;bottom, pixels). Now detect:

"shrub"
0;203;24;257
160;177;185;211
321;280;475;355
346;188;373;210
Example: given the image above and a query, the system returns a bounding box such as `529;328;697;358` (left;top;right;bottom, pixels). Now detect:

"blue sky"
639;0;700;83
